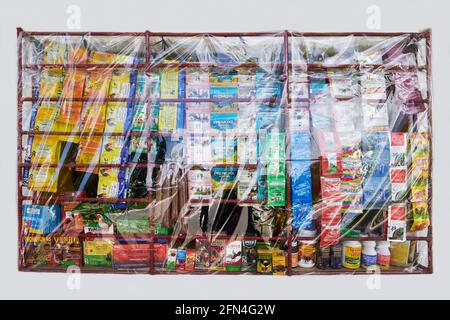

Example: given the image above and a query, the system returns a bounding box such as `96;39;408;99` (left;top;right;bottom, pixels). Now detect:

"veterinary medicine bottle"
376;241;391;270
342;241;362;269
361;241;377;269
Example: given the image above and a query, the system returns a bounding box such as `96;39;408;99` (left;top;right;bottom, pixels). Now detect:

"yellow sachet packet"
30;135;61;164
109;70;131;98
75;136;102;166
28;166;58;193
158;103;177;133
99;136;125;164
97;167;120;198
34;102;59;132
160;64;179;99
104;102;127;133
39;68;64;98
42;40;67;64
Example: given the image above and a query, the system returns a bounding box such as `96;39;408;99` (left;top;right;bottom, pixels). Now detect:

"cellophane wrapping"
18;30;432;275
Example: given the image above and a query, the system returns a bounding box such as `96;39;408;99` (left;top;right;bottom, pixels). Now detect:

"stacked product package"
18;30;432;275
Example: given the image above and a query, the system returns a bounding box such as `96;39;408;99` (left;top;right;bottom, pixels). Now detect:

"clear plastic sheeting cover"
17;29;432;275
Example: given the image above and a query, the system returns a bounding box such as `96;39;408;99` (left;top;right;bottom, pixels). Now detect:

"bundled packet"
158;103;178;133
33;102;59;132
195;238;210;271
241;240;257;272
38;68;64;98
176;247;187;270
99;136;127;164
166;248;177;270
28;166;59;193
237;68;256;98
225;240;242;271
188;169;212;200
209;237;226;271
42;40;67;64
360;69;386;100
22;205;61;235
272;248;287;275
30;135;61;164
290;132;311;160
362;103;389;131
409;202;430;232
58;69;87;133
410;133;430;202
290;70;309;100
320;202;342;247
97;167;122;198
113;243;150;269
185;103;211;134
83;239;114;267
237;135;257;164
289;107;310;132
211;167;237;198
186;68;210;99
185;248;196;271
328;68;359;99
388;203;407;241
237;168;258;200
333;101;359;133
256;242;272;274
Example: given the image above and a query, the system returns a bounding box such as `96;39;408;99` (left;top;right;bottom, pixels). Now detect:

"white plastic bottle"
298;229;317;268
376;241;391;270
361;241;377;269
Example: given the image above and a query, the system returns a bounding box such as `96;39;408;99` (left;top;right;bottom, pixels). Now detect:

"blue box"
22;205;61;235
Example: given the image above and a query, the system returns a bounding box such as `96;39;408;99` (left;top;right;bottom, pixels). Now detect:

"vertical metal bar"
424;29;433;274
17;27;24;270
146;30;155;275
283;30;293;276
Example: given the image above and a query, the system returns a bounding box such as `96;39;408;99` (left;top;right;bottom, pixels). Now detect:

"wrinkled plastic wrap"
17;29;432;275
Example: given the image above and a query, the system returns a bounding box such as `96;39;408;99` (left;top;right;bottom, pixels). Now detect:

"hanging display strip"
17;28;432;275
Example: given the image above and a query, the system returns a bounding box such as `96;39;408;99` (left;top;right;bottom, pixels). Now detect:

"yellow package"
28;166;58;193
89;51;116;64
33;102;60;132
410;202;430;232
99;136;125;164
81;103;107;133
109;70;131;98
67;45;88;64
39;68;64;98
43;40;67;64
30;135;61;164
97;167;120;198
75;136;102;166
160;62;179;99
272;248;287;275
104;102;127;133
84;72;112;99
158;103;177;133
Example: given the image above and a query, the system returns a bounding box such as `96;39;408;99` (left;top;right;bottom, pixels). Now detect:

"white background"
0;0;449;299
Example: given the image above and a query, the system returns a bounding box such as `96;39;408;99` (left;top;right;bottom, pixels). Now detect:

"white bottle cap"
376;241;390;248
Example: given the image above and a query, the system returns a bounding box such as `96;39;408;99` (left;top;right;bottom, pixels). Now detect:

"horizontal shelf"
21;196;150;203
20;130;150;137
19;96;429;106
23;233;287;242
21;63;426;72
290;266;430;275
23;63;146;70
20;163;152;169
21;97;148;103
19;265;431;276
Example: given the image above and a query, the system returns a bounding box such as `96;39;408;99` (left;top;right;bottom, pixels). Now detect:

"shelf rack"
17;28;433;275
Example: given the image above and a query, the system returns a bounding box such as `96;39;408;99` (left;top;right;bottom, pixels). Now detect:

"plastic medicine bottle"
376;241;391;270
361;241;377;269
